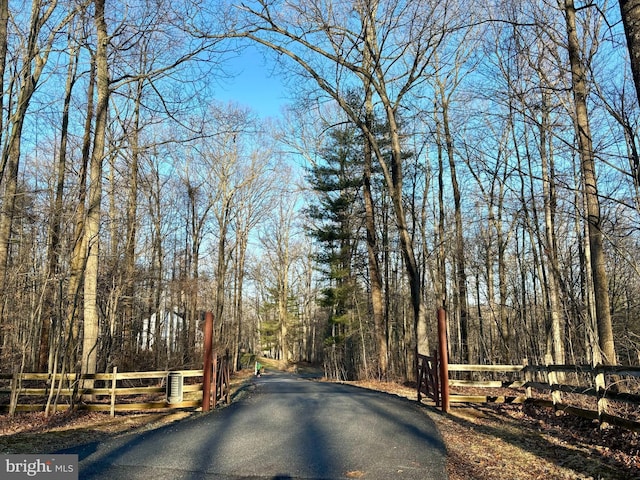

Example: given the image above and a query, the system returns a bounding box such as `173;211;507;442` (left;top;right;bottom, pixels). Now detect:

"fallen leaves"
345;470;366;478
348;380;639;480
2;377;639;480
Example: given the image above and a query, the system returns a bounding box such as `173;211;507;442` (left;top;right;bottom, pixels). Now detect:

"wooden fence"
418;359;640;431
522;363;640;430
448;363;527;404
1;356;231;416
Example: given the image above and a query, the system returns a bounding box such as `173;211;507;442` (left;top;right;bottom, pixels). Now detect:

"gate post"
202;311;214;412
437;307;450;413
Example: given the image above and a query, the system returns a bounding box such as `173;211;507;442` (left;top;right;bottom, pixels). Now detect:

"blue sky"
216;45;289;118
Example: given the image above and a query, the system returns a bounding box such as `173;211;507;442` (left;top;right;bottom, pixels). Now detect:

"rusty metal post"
437;307;450;413
202;311;213;412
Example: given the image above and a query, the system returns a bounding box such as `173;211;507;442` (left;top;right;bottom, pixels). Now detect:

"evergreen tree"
306;125;364;377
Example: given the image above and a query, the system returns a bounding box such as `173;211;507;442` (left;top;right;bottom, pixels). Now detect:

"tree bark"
39;27;80;372
0;0;47;304
564;0;616;365
539;92;565;365
620;1;640;108
0;0;74;314
440;93;469;363
119;78;143;362
64;58;95;377
362;13;387;377
0;0;8;177
82;0;110;387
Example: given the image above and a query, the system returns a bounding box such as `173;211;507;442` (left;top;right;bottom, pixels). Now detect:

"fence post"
9;373;19;416
212;354;218;409
551;371;562;407
433;349;440;408
416;352;422;402
437;307;449;413
523;358;532;400
544;355;561;409
202;311;214;412
223;351;230;405
110;366;117;417
595;365;608;428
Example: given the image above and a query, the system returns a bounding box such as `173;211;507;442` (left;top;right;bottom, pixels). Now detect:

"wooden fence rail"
419;359;640;432
0;357;231;416
522;363;640;431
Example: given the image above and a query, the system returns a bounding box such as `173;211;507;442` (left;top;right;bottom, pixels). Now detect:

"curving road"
73;371;447;479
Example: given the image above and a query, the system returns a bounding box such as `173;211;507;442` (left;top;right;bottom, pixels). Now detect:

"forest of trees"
1;0;639;383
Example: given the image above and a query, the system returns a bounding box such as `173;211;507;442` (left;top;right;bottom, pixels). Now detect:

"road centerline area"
75;372;446;480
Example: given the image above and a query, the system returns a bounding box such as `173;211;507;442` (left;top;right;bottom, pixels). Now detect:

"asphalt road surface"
73;371;447;479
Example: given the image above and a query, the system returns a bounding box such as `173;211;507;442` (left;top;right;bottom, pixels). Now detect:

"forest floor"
1;369;638;479
351;380;640;480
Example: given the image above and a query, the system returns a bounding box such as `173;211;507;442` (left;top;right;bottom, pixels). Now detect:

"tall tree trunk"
233;231;248;371
277;233;290;363
496;189;510;363
0;0;8;175
0;0;42;305
122;79;143;363
539;92;565;365
620;1;640;108
384;105;429;355
564;0;616;365
214;203;230;350
148;165;164;366
82;0;110;387
64;59;95;376
363;138;387;376
39;28;80;371
0;0;72;314
436;110;447;310
440;95;469;363
361;19;387;376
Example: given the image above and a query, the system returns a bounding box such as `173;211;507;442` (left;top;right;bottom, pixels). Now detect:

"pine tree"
306;126;364;377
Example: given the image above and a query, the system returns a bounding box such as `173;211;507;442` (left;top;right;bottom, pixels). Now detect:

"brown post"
110;366;117;417
416;350;421;402
212;355;218;409
224;350;230;404
437;307;450;413
202;311;213;412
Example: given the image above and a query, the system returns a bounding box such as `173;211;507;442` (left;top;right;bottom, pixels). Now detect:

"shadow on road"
74;371;446;479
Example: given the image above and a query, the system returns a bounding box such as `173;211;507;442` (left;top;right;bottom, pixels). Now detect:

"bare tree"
230;144;278;370
0;0;8;165
619;1;640;106
361;19;388;376
0;0;80;314
63;56;95;378
39;19;83;372
81;0;110;390
429;34;480;362
258;181;303;362
563;0;617;364
231;0;464;356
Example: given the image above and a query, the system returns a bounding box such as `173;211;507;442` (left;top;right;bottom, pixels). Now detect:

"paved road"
73;372;446;479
